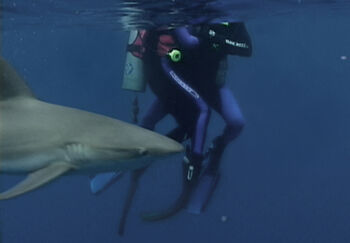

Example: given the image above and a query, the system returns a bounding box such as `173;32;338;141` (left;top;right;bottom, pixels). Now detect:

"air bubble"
221;215;228;222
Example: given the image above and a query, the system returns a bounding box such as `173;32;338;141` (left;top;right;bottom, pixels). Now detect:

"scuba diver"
138;26;213;220
90;22;252;232
140;22;252;220
91;26;211;234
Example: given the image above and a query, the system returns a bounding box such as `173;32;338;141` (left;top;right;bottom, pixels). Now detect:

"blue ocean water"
1;1;350;243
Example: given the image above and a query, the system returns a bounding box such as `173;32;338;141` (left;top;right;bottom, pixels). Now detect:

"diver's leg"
161;57;212;201
161;57;210;186
141;58;211;221
140;97;168;130
207;86;245;173
216;86;245;144
161;57;210;158
183;86;244;214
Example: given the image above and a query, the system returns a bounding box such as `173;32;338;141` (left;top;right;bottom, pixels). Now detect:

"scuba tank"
122;30;147;92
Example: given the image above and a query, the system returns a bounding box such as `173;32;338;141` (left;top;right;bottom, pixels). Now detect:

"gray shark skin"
0;57;183;200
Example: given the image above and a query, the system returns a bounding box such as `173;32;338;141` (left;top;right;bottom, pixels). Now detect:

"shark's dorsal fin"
0;162;74;200
0;56;35;101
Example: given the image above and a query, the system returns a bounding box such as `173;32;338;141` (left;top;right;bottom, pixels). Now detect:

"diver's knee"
228;116;245;131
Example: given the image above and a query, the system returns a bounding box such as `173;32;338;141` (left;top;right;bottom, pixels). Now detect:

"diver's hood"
202;23;249;54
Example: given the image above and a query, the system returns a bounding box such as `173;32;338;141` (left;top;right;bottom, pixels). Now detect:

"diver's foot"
183;152;203;185
186;170;220;214
186;143;224;215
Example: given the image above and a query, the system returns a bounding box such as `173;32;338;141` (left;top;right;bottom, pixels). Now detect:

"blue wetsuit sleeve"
174;27;200;49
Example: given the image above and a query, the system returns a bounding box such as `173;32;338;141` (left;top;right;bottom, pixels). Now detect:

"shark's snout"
152;137;184;156
169;140;184;153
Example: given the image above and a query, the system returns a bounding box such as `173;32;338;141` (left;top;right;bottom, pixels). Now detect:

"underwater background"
1;0;350;242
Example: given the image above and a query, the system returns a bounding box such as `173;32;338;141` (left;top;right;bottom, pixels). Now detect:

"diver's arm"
174;27;200;49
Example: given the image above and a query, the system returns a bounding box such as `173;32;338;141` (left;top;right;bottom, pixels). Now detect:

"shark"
0;57;183;200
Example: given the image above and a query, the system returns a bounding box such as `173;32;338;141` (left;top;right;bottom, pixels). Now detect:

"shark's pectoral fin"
0;162;74;200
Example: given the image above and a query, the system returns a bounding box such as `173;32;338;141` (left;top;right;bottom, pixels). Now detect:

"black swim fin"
118;168;146;236
141;152;203;222
185;135;225;214
141;182;193;221
186;171;220;214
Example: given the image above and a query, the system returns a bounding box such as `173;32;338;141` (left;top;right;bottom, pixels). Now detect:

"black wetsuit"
142;23;252;171
138;23;253;221
142;27;210;158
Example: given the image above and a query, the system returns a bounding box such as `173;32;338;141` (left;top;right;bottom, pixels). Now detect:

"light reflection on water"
1;0;350;30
